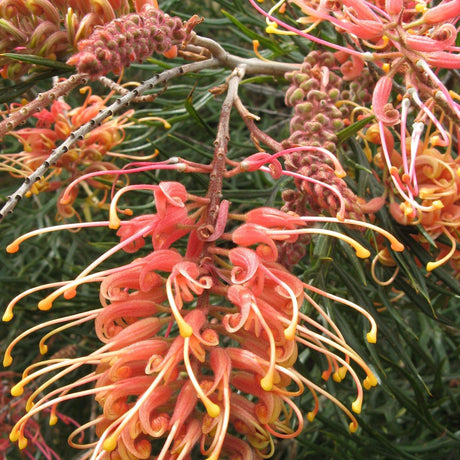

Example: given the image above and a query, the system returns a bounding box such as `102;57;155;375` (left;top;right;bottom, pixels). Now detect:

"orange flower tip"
3;310;14;322
349;422;358;434
11;383;25;397
64;288;77;300
49;413;58;426
352;400;362;414
389;166;399;176
363;373;378;389
40;344;48;355
38;298;53;311
120;208;134;216
335;170;347;179
356;247;371;259
204;401;221;418
6;242;20;253
391;241;404;252
366;328;377;344
260;375;274;392
307;411;316;422
103;435;118;452
382;62;390;73
3;353;13;367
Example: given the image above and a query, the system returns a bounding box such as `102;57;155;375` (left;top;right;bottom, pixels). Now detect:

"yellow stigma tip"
260;375;274;391
352;400;362;414
363;373;378;389
426;261;438;272
2;311;13;322
205;401;221;418
26;400;35;412
6;243;19;253
333;371;342;383
367;330;377;343
109;217;121;230
103;435;118;452
49;413;58;426
349;422;358;433
40;344;48;355
179;322;193;338
356;248;371;258
307;411;316;422
284;324;296;341
3;354;13;367
11;383;24;397
9;430;20;442
18;437;28;450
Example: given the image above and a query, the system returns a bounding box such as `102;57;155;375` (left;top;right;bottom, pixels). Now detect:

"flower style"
3;174;404;459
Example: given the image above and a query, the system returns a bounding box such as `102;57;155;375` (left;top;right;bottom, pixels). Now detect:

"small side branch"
0;74;87;140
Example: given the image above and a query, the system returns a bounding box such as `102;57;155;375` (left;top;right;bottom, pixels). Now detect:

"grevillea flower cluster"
249;0;460;271
0;87;133;220
0;0;132;79
2;158;404;458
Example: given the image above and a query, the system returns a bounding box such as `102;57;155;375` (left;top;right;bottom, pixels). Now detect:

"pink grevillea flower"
250;0;460;234
4;182;403;458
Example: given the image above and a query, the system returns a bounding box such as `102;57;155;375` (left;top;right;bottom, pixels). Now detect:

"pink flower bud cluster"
281;51;365;220
67;5;199;78
284;51;345;153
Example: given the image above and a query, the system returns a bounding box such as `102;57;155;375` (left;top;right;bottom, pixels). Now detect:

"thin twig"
0;74;87;140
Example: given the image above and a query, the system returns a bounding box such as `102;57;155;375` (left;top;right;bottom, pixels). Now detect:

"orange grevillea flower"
3;176;404;458
0;87;134;220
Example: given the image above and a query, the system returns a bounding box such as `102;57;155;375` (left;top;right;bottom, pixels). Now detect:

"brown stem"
233;95;283;152
0;74;87;140
197;65;246;241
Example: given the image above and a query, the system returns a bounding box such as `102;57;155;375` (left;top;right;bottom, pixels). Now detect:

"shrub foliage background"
0;0;459;459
